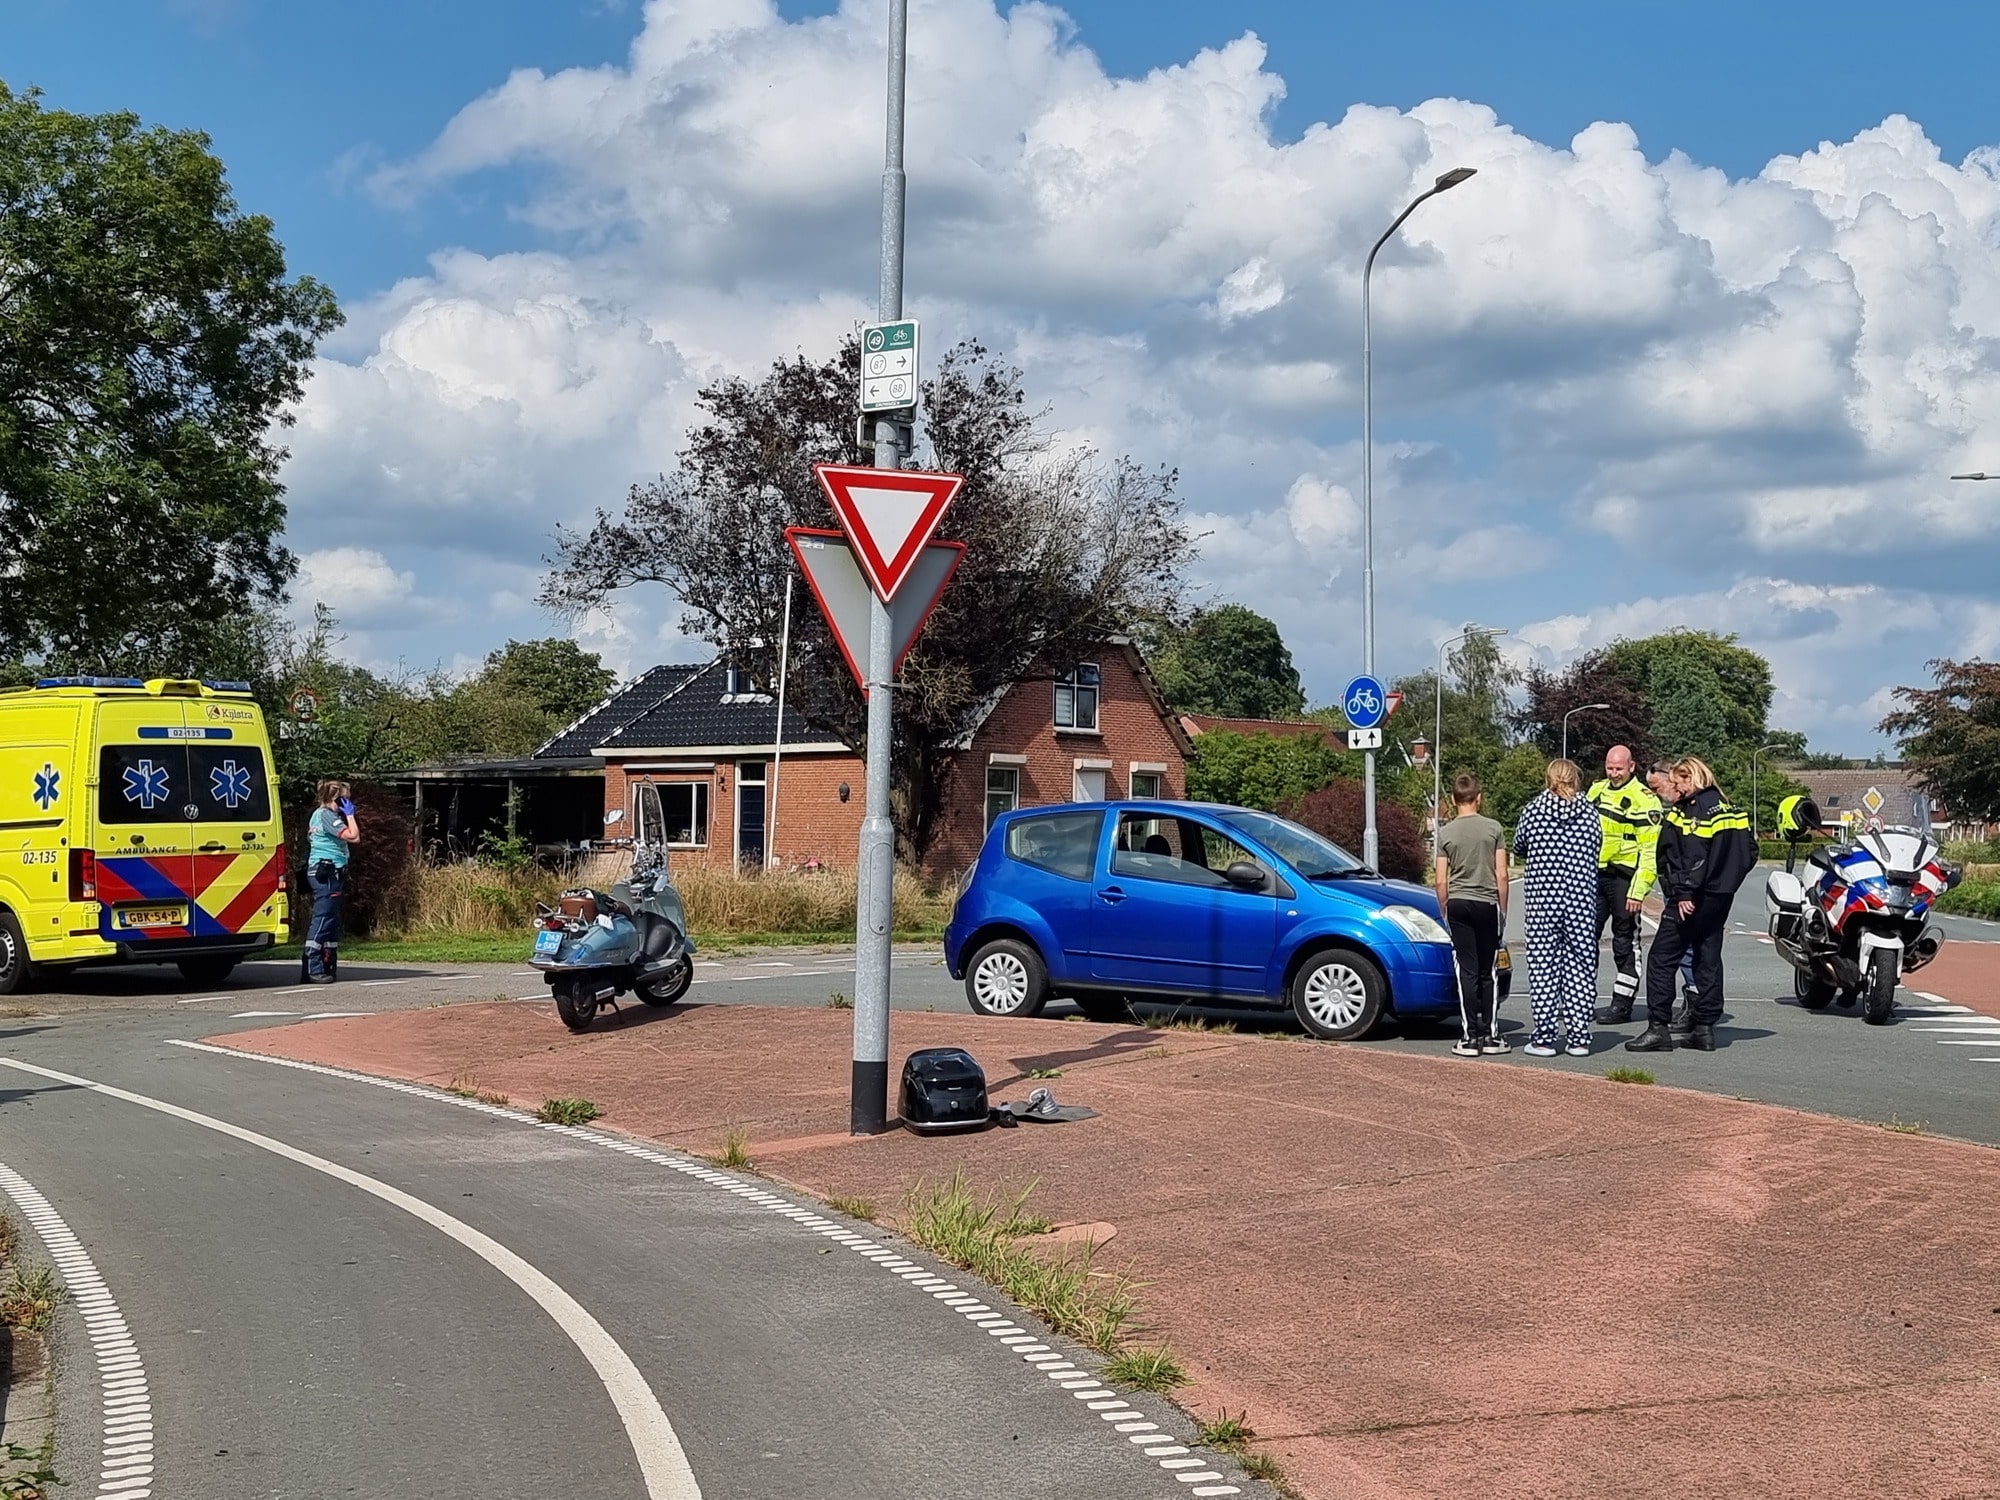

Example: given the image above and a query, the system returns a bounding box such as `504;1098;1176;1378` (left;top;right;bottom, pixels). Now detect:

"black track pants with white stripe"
1594;866;1642;1001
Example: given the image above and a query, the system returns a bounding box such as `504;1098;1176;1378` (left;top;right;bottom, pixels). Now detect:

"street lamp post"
1751;740;1786;845
1950;472;1995;480
1433;623;1506;857
1561;703;1611;764
1362;164;1477;873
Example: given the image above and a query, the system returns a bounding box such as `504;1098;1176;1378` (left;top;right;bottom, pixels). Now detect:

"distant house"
1178;714;1331;741
1789;766;1980;838
543;642;1192;874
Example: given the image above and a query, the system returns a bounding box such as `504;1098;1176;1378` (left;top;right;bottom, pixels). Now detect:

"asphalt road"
0;1006;1241;1500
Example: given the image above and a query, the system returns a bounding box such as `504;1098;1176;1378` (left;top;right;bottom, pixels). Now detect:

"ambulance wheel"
1793;969;1836;1010
177;957;241;987
0;911;31;997
638;957;693;1006
553;978;600;1032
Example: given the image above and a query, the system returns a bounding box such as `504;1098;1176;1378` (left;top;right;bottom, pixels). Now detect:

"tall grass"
397;857;958;938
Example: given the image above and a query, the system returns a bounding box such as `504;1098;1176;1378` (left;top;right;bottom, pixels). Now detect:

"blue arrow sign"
1343;675;1388;730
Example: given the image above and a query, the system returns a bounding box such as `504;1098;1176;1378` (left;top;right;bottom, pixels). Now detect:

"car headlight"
1381;904;1452;944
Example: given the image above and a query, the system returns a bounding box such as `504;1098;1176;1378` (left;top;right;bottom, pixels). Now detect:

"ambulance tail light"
70;849;98;902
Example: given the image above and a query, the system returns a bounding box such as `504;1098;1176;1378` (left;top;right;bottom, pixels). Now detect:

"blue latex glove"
336;797;356;817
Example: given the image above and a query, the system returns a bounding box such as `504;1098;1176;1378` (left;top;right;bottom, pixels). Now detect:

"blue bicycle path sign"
1343;675;1389;730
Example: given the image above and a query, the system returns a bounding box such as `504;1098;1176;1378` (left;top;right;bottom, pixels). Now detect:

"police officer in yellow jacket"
1587;744;1662;1023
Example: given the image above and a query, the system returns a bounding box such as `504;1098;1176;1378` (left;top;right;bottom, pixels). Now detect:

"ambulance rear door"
184;700;282;939
90;695;200;943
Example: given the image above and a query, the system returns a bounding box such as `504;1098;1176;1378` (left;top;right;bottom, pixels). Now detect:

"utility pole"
851;0;910;1135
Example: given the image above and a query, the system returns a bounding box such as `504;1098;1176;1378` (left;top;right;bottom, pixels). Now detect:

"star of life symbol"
122;759;171;810
210;759;253;810
32;764;60;810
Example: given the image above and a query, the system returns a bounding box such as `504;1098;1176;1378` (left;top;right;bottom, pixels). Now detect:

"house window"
986;765;1020;828
1130;770;1162;800
1073;765;1108;802
657;781;710;847
1054;663;1100;732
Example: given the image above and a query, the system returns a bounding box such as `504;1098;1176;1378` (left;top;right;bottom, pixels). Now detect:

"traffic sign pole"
852;0;910;1136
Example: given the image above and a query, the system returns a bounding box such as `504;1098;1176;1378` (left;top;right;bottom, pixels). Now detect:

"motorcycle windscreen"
634;780;671;871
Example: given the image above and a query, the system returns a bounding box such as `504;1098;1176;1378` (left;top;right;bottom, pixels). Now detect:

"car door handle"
1098;886;1127;905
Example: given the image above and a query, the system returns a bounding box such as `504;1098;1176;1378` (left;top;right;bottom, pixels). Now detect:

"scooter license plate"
533;929;563;958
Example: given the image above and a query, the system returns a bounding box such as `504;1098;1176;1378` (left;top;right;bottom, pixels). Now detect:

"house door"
737;760;767;868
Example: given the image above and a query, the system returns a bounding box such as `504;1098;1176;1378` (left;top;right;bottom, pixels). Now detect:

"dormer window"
1055;663;1100;732
725;665;750;697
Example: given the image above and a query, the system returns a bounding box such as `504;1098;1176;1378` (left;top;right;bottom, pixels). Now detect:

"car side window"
1110;812;1230;889
1004;810;1102;882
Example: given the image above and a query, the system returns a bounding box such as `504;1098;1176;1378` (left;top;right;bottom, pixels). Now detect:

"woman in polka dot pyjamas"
1510;758;1604;1056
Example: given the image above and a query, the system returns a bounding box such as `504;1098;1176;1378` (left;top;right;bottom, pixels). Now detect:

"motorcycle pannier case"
900;1047;990;1133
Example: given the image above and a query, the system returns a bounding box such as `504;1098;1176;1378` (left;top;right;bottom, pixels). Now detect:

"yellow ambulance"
0;677;289;994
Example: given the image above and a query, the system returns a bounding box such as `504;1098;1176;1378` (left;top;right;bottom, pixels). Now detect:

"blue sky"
6;1;2000;750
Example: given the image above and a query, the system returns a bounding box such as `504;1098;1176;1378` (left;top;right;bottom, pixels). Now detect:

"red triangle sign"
812;463;964;601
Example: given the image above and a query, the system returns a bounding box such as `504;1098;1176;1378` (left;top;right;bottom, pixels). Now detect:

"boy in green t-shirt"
1434;772;1511;1056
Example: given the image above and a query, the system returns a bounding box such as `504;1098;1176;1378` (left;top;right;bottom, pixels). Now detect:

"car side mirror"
1224;860;1266;889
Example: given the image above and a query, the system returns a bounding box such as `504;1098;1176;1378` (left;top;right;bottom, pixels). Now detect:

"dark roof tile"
598;660;840;753
535;663;704;760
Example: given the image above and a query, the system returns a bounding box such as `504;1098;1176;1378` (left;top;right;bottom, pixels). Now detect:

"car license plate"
534;929;563;958
118;904;187;930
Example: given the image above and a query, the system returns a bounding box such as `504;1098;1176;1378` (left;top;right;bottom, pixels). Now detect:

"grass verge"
711;1127;753;1170
0;1264;62;1333
901;1171;1137;1354
535;1097;601;1127
1880;1116;1928;1134
1604;1066;1655;1085
1102;1346;1187;1392
827;1194;876;1221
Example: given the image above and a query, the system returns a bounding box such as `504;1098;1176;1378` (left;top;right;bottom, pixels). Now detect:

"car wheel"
1290;948;1386;1040
964;938;1049;1018
0;911;32;998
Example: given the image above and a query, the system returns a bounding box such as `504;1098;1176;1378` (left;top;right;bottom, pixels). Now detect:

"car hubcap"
1303;962;1366;1029
974;953;1030;1013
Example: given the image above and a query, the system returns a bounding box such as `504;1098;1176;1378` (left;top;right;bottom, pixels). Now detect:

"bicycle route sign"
1343;675;1389;731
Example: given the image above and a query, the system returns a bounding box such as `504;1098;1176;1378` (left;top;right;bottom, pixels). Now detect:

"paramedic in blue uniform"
304;780;359;983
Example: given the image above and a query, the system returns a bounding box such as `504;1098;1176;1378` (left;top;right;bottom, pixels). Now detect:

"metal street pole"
1432;622;1505;859
1751;740;1784;845
767;572;794;869
1361;165;1476;872
1950;472;1996;480
1561;702;1611;764
852;0;909;1136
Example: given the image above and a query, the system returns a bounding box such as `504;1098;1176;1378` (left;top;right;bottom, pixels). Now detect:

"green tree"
1645;656;1731;763
1605;631;1773;751
1150;604;1305;720
1184;729;1351;810
1880;658;2000;822
479;638;616;725
0;86;342;672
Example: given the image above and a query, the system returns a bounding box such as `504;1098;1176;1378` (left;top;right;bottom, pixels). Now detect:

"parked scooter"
531;782;696;1032
1764;793;1958;1024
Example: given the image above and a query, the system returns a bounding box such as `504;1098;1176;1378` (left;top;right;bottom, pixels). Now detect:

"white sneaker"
1565;1042;1592;1057
1449;1038;1482;1057
1523;1042;1559;1057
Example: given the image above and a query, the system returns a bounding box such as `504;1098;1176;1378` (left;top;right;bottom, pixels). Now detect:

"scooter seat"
560;888;632;921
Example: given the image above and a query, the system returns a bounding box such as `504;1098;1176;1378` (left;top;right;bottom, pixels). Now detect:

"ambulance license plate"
119;905;187;930
534;929;563;958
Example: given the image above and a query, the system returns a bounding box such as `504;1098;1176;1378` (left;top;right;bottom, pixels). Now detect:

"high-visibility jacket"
1586;776;1662;901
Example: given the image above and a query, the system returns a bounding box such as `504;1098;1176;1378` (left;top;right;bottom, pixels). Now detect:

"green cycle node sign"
860;319;920;413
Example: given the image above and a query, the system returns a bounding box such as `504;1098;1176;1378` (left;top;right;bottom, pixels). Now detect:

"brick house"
1790;767;1978;838
538;643;1192;874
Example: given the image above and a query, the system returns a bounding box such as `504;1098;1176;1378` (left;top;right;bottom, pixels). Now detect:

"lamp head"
1434;167;1477;191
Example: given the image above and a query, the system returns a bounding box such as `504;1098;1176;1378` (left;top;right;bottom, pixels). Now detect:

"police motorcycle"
1764;792;1958;1024
531;781;696;1032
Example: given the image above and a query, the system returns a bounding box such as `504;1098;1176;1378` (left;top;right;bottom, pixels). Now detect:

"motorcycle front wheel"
1794;968;1837;1010
553;977;601;1032
1862;948;1897;1025
638;957;693;1007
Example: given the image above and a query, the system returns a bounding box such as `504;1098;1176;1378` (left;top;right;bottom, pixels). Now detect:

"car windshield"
1214;809;1367;879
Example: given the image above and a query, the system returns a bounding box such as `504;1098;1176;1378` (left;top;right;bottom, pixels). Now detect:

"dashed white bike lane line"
158;1038;1255;1500
0;1056;703;1500
0;1161;155;1500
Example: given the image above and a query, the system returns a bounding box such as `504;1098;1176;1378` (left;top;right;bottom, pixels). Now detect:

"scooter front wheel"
554;977;601;1032
638;957;693;1007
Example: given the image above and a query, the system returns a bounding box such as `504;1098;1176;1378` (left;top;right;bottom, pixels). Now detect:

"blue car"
945;800;1504;1039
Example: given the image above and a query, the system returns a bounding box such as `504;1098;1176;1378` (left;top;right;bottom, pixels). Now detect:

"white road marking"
164;1039;1229;1495
228;1011;299;1018
0;1057;701;1500
0;1161;155;1499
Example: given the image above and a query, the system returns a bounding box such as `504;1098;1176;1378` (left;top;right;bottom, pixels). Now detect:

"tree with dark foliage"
1880;658;2000;822
542;337;1195;857
0;86;341;673
1518;647;1653;763
1151;604;1306;720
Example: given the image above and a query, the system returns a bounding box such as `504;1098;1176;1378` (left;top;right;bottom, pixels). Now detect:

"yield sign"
785;528;964;693
812;463;964;601
1385;690;1403;719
